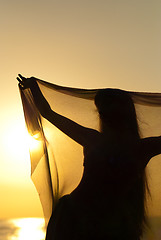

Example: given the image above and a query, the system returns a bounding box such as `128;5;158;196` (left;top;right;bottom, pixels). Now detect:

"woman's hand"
17;74;51;117
17;74;37;89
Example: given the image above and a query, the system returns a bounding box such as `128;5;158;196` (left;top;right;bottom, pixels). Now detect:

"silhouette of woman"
17;74;161;240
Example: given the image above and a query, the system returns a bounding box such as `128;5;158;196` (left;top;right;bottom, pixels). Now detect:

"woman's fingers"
17;76;27;89
17;74;36;89
18;74;27;81
18;74;26;80
17;77;24;85
17;74;28;88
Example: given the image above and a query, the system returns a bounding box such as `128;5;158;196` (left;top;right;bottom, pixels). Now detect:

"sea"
0;217;161;240
0;218;45;240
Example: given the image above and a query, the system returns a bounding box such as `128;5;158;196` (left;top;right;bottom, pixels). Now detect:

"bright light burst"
3;119;42;161
11;218;45;240
0;117;43;183
27;132;42;151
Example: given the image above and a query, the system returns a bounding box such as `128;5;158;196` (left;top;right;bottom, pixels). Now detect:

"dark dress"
45;136;161;240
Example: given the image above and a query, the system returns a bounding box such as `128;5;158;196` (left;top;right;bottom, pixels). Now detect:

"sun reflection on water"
11;218;45;240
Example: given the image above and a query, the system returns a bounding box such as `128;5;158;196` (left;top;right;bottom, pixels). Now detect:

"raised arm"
17;74;99;146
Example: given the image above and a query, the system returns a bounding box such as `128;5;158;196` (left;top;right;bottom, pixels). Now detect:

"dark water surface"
0;217;161;240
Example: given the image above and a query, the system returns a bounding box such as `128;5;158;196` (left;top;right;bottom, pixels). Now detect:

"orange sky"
0;0;161;218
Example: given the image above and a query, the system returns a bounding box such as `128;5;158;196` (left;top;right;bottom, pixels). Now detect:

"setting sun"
3;117;42;166
3;120;29;160
0;113;44;188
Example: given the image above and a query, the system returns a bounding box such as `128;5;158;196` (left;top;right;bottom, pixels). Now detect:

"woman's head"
95;89;139;137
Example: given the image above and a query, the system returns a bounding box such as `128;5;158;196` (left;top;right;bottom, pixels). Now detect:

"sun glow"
27;132;42;151
11;218;45;240
0;115;43;184
3;117;42;162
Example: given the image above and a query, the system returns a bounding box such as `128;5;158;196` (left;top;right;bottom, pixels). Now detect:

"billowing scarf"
19;78;161;226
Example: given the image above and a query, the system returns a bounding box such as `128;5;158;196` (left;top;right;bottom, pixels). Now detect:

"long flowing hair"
95;89;149;238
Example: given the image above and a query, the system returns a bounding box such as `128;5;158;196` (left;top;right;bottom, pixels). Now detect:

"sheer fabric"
19;79;161;226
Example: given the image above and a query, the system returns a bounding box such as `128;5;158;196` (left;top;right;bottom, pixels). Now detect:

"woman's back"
72;134;147;199
46;135;156;240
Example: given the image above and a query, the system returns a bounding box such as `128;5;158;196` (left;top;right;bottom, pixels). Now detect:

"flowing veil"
19;78;161;227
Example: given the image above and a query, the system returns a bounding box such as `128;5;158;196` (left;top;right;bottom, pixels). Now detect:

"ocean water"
0;218;45;240
0;217;161;240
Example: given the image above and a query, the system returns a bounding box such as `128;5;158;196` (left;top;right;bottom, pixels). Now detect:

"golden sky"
0;0;161;218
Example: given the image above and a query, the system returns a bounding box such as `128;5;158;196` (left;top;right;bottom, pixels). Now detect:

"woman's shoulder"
83;130;102;147
139;135;161;159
